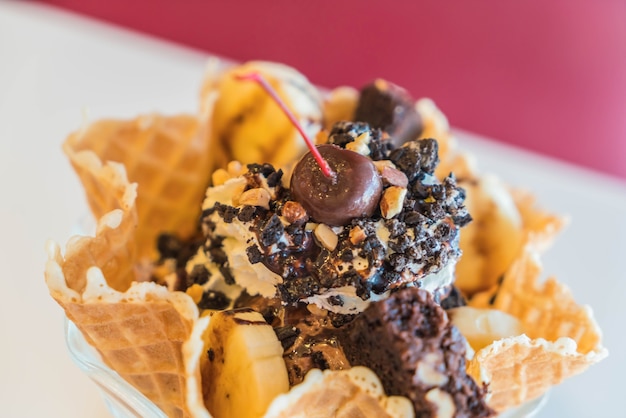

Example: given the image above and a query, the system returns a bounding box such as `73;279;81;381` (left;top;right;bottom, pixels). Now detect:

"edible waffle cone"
264;367;414;418
45;157;208;417
63;113;211;261
510;187;569;252
467;244;608;412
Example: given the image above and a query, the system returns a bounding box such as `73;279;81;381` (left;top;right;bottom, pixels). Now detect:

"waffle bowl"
46;60;607;417
65;318;168;418
65;315;549;418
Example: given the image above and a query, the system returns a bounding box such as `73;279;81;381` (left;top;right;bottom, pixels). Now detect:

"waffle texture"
467;245;607;411
264;367;414;418
45;146;205;416
64;114;211;261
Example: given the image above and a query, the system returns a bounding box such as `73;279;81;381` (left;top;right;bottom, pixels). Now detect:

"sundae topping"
337;287;495;417
236;71;334;178
233;294;352;386
239;71;384;226
440;285;467;310
290;144;383;226
355;79;423;146
328;121;392;161
279;306;351;386
194;121;470;315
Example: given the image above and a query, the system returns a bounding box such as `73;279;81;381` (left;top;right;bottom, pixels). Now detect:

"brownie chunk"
337;287;494;417
355;79;423;146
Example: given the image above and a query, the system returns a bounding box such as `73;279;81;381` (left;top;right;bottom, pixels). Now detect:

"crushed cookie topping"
197;122;470;308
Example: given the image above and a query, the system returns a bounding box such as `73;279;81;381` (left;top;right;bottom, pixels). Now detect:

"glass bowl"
64;318;167;418
65;317;547;418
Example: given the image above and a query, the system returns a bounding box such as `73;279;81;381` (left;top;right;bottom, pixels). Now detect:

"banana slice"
203;61;324;172
447;306;524;352
456;175;525;296
204;308;289;418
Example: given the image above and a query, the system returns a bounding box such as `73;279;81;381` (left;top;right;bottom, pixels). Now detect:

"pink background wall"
37;0;626;180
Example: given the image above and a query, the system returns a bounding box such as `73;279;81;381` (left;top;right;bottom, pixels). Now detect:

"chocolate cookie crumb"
198;290;230;310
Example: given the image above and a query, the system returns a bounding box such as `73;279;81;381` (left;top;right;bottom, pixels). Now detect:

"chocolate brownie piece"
355;79;423;146
337;287;494;417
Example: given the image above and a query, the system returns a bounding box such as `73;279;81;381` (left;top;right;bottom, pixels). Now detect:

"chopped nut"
212;161;246;186
425;388;455;418
281;201;309;224
381;166;408;188
212;168;230;186
373;159;397;174
380;186;407;219
238;188;271;209
226;160;244;176
416;353;449;386
229;181;248;206
349;226;367;245
346;131;371;155
314;223;338;251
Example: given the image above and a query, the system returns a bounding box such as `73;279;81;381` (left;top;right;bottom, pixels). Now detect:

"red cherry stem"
235;72;336;179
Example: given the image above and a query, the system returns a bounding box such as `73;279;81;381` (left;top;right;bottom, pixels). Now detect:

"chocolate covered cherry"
290;144;383;226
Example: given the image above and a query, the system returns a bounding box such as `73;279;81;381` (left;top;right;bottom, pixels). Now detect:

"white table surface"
1;2;625;417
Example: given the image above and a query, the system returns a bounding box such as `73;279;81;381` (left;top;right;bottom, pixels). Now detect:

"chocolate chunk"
188;264;210;286
278;276;321;305
440;285;467;310
402;210;428;226
217;265;234;285
337;287;494;417
328;312;355;328
339;248;354;262
328;121;372;146
156;233;204;270
327;121;392;161
274;326;301;350
389;145;422;182
310;350;330;370
385;219;407;238
156;233;182;260
418;138;440;174
434;222;453;242
198;290;230;310
266;169;284;188
285;224;306;246
259;214;284;247
215;203;239;223
246;245;263;264
207;238;228;265
237;205;257;222
354;79;423;147
327;295;344;306
247;163;275;177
